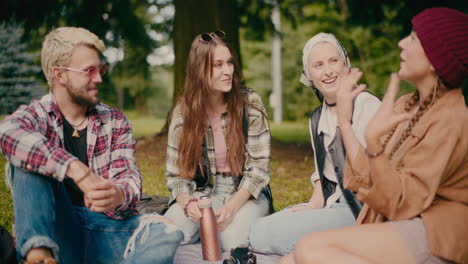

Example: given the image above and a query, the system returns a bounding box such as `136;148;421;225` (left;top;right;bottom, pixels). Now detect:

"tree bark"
337;0;350;21
160;0;241;134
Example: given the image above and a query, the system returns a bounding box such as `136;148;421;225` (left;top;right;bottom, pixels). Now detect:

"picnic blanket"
174;244;281;264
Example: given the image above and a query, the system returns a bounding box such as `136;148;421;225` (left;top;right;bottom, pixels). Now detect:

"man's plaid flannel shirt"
0;93;142;220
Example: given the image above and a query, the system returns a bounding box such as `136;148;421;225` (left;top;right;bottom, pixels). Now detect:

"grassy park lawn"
0;114;314;234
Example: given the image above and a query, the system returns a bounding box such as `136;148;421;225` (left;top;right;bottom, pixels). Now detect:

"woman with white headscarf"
249;33;380;256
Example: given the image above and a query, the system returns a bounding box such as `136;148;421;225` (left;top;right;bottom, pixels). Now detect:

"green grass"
0;157;13;233
0;115;13;233
138;159;171;197
125;110;311;143
270;157;313;210
270;120;310;143
124;110;166;138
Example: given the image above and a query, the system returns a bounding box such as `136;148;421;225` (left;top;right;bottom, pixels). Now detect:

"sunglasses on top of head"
199;30;226;43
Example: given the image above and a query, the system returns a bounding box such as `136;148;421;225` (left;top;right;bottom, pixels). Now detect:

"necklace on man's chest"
70;116;88;138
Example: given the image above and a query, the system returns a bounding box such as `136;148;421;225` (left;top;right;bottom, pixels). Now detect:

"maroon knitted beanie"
412;7;468;87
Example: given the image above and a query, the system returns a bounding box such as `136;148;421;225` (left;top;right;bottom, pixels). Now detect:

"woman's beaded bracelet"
183;197;198;217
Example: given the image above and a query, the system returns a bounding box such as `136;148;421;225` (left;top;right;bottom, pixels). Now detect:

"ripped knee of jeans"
123;213;181;258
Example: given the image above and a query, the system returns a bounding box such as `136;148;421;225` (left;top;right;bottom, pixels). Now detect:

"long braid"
385;79;447;160
404;91;421;112
381;92;419;153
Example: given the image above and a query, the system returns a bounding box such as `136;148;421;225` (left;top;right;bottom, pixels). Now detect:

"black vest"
309;105;362;218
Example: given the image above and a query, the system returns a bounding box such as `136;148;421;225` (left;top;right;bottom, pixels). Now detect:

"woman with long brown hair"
280;7;468;264
164;30;272;251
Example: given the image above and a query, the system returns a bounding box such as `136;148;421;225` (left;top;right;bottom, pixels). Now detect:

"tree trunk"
160;0;240;134
337;0;350;21
271;0;282;124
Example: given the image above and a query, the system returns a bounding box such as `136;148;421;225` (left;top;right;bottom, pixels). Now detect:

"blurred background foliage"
0;0;466;119
0;22;46;114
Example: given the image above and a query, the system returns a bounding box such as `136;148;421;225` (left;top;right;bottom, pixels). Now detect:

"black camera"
223;247;257;264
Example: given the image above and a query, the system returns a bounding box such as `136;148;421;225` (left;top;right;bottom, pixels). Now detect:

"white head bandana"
300;33;351;87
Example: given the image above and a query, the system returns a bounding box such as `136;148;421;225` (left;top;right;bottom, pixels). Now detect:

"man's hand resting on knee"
85;180;125;212
66;160;125;212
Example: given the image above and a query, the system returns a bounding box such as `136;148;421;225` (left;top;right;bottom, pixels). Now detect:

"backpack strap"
331;130;362;218
310;106;338;203
193;136;211;190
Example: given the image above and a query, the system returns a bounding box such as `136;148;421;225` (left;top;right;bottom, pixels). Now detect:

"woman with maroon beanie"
280;7;468;264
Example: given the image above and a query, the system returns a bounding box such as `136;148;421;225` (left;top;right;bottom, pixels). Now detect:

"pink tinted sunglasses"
56;65;107;80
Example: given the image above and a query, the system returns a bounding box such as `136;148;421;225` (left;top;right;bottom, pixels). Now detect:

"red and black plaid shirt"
0;93;142;220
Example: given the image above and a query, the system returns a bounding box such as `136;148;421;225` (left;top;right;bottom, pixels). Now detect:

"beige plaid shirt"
166;89;271;203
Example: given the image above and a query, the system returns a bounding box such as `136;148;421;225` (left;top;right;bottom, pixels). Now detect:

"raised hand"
336;67;367;125
365;73;412;144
